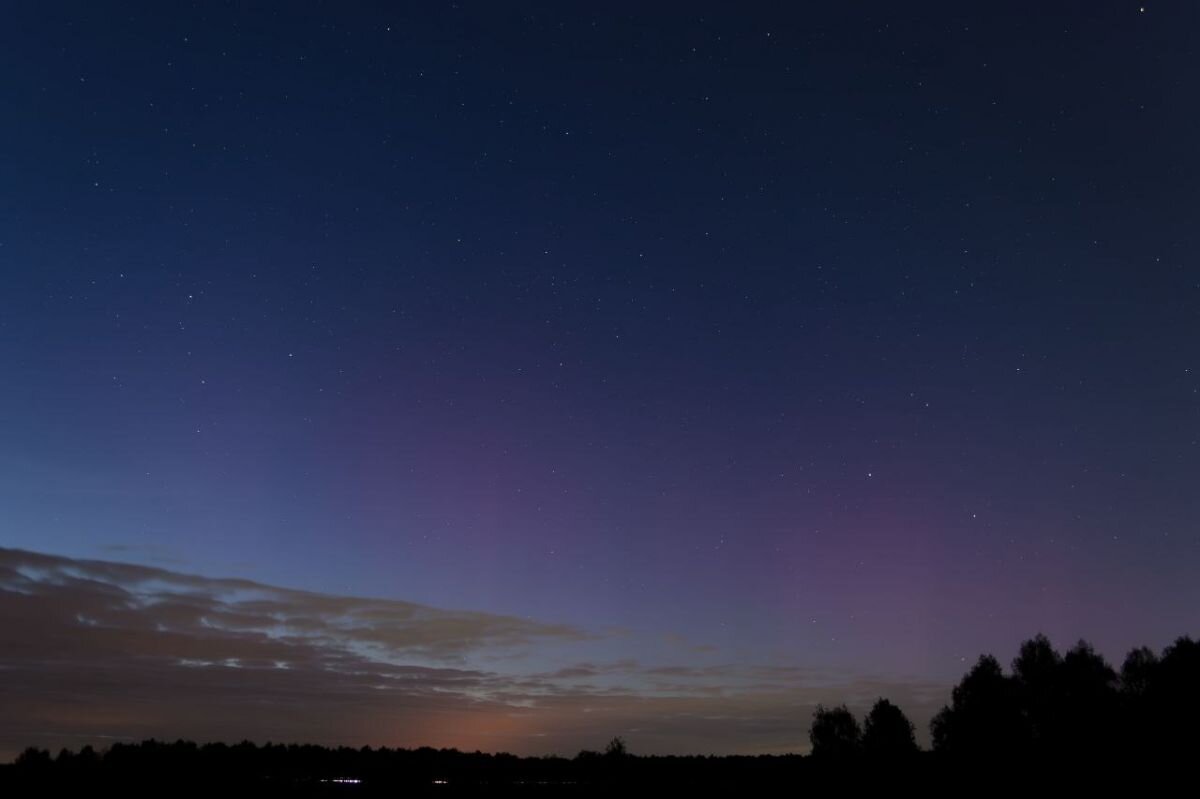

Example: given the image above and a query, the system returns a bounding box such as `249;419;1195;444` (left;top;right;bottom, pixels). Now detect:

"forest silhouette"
5;633;1198;794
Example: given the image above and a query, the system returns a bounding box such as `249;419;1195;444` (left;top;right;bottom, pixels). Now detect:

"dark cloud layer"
0;548;947;759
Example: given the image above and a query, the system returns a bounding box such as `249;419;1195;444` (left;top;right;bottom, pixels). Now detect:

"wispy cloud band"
0;548;947;759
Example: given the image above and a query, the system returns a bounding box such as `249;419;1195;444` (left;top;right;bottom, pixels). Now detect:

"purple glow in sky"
1;2;1198;757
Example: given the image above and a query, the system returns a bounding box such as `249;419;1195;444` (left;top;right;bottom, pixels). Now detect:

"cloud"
0;547;588;663
0;547;950;760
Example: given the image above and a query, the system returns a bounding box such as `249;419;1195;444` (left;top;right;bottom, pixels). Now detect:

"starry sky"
1;1;1198;757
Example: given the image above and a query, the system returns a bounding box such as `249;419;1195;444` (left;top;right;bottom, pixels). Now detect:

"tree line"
809;633;1200;769
5;633;1198;792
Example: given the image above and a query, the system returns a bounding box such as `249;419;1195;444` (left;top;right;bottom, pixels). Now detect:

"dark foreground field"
0;744;806;796
0;742;1191;797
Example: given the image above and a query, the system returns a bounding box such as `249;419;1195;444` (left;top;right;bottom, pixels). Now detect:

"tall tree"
931;654;1028;758
809;704;861;760
1012;633;1062;747
862;698;918;759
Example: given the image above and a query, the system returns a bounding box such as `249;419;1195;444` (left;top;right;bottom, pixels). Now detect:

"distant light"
433;779;449;784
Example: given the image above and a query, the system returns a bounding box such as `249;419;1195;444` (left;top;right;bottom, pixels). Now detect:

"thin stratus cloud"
0;548;949;759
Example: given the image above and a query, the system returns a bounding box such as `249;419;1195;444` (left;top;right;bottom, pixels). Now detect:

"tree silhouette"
1120;646;1158;698
1012;633;1062;748
809;704;861;760
1057;639;1118;759
928;634;1198;770
14;748;51;770
931;653;1028;759
1150;636;1200;759
604;737;628;758
862;698;918;760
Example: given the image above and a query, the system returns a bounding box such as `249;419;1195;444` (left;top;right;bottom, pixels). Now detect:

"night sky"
2;2;1198;757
